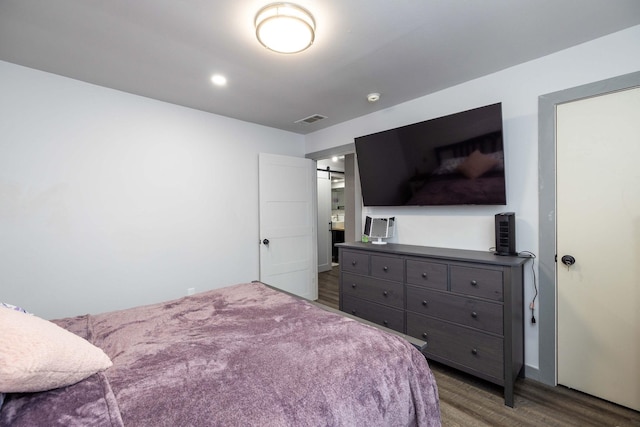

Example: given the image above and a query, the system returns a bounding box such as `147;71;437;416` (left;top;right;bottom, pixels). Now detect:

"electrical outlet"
187;287;195;296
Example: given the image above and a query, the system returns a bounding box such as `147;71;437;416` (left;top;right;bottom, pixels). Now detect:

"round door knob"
262;238;269;245
383;291;388;296
561;255;576;266
470;280;478;286
383;266;388;272
422;272;428;279
471;312;478;318
422;300;428;306
471;348;478;355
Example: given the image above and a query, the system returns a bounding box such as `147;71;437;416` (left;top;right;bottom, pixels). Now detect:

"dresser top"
336;242;529;267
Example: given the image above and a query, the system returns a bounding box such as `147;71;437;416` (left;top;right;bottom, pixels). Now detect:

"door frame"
537;71;640;386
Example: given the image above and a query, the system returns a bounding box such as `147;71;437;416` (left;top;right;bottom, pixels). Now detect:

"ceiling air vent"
295;114;327;124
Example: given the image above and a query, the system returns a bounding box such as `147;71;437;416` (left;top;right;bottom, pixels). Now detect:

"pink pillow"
0;307;112;393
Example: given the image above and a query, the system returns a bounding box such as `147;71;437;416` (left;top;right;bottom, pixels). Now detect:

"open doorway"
309;146;361;310
316;156;345;310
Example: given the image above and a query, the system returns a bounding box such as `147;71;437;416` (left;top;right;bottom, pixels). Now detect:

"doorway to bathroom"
309;147;361;310
316;156;345;309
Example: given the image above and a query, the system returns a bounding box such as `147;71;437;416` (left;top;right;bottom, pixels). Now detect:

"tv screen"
355;103;506;206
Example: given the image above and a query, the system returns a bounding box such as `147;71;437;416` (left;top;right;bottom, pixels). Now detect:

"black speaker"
495;212;516;256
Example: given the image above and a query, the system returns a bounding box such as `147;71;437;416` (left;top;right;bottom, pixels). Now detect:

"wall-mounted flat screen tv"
355;103;506;206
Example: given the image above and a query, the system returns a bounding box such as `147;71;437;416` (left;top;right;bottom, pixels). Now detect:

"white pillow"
0;307;112;393
0;302;32;314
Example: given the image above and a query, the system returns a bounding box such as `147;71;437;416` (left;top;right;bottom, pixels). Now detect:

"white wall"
0;60;305;320
305;25;640;372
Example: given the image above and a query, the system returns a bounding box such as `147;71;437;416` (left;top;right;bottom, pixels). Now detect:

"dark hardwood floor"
315;265;640;426
317;264;339;310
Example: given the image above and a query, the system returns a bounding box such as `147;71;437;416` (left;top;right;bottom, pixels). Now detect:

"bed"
407;131;506;206
0;282;441;426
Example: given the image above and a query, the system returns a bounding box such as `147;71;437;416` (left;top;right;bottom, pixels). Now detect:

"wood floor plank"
317;265;339;309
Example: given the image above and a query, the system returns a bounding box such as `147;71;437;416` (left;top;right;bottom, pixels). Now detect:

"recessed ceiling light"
211;74;227;86
367;93;380;103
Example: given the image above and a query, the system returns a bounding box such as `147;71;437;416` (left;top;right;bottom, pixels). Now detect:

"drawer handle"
351;260;357;266
383;320;388;326
383;291;388;297
351;283;357;288
383;266;388;272
422;332;428;339
351;309;357;315
470;280;478;286
422;300;428;306
422;272;428;279
471;311;478;318
471;348;478;356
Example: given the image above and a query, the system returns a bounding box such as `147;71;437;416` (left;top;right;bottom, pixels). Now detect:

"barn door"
316;170;332;273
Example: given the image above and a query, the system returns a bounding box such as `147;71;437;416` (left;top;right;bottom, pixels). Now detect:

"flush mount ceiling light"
367;93;380;103
255;3;316;54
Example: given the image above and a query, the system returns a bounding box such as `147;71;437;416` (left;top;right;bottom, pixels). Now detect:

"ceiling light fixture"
255;3;316;54
367;93;380;103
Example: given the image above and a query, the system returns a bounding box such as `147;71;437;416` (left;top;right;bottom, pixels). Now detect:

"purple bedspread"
1;282;440;426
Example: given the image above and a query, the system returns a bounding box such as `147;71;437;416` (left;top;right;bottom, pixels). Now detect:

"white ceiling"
1;1;639;135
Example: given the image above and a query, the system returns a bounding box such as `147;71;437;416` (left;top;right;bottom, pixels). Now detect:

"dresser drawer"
406;259;447;290
406;286;503;335
451;265;503;301
407;313;504;381
342;294;404;333
370;255;404;282
341;272;404;309
340;250;369;275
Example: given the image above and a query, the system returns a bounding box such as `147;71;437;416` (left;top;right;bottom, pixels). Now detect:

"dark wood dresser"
337;242;528;407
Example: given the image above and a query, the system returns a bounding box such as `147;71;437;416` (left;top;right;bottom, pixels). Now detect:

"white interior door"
317;171;332;273
259;153;317;300
557;87;640;411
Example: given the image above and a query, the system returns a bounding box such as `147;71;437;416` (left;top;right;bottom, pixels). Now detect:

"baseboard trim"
524;364;540;381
